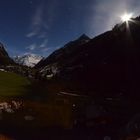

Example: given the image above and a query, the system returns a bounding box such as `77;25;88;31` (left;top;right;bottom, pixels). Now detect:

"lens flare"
121;13;133;22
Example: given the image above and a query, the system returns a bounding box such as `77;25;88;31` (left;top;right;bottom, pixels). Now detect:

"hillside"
35;16;140;96
0;43;14;65
35;34;90;68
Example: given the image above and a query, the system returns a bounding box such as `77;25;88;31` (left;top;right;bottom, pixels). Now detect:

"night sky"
0;0;140;57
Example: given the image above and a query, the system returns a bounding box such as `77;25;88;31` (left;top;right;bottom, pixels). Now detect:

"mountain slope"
0;43;14;65
14;54;43;67
35;17;140;95
35;34;90;68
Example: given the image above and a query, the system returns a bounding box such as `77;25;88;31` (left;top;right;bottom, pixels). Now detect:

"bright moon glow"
121;13;132;22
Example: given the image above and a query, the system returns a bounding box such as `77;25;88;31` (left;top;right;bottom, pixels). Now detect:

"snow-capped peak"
14;53;43;67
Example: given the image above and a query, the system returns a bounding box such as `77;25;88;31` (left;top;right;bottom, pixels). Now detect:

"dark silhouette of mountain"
35;17;140;96
0;43;14;65
35;34;90;68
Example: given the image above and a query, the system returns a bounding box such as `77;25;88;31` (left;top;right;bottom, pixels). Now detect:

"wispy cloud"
26;3;47;38
26;43;37;51
32;5;43;27
39;39;48;48
26;0;59;39
26;39;49;52
25;0;59;56
26;32;38;38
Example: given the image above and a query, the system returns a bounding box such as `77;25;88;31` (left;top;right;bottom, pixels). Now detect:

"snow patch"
14;54;43;67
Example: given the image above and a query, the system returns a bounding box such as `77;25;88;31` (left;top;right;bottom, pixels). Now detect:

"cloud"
32;5;43;27
26;32;38;38
26;3;47;38
26;0;59;39
39;39;48;48
39;39;49;52
26;43;37;51
26;38;49;52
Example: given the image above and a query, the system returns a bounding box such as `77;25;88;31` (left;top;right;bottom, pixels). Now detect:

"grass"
0;71;30;97
0;71;84;128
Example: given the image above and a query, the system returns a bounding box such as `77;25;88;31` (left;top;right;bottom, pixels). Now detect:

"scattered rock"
24;115;34;121
5;108;14;113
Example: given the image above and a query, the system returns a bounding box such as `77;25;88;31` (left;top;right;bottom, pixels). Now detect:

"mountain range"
34;16;140;96
1;16;140;96
14;54;43;67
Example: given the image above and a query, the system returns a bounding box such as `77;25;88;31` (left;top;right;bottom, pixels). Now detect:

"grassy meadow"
0;71;30;97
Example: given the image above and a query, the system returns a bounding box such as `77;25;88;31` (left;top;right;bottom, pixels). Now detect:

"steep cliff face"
0;43;14;65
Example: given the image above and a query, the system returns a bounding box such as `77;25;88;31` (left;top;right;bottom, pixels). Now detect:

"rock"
5;108;14;113
24;115;34;121
104;136;111;140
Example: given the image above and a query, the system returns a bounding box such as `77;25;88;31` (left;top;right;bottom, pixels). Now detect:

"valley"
1;16;140;140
